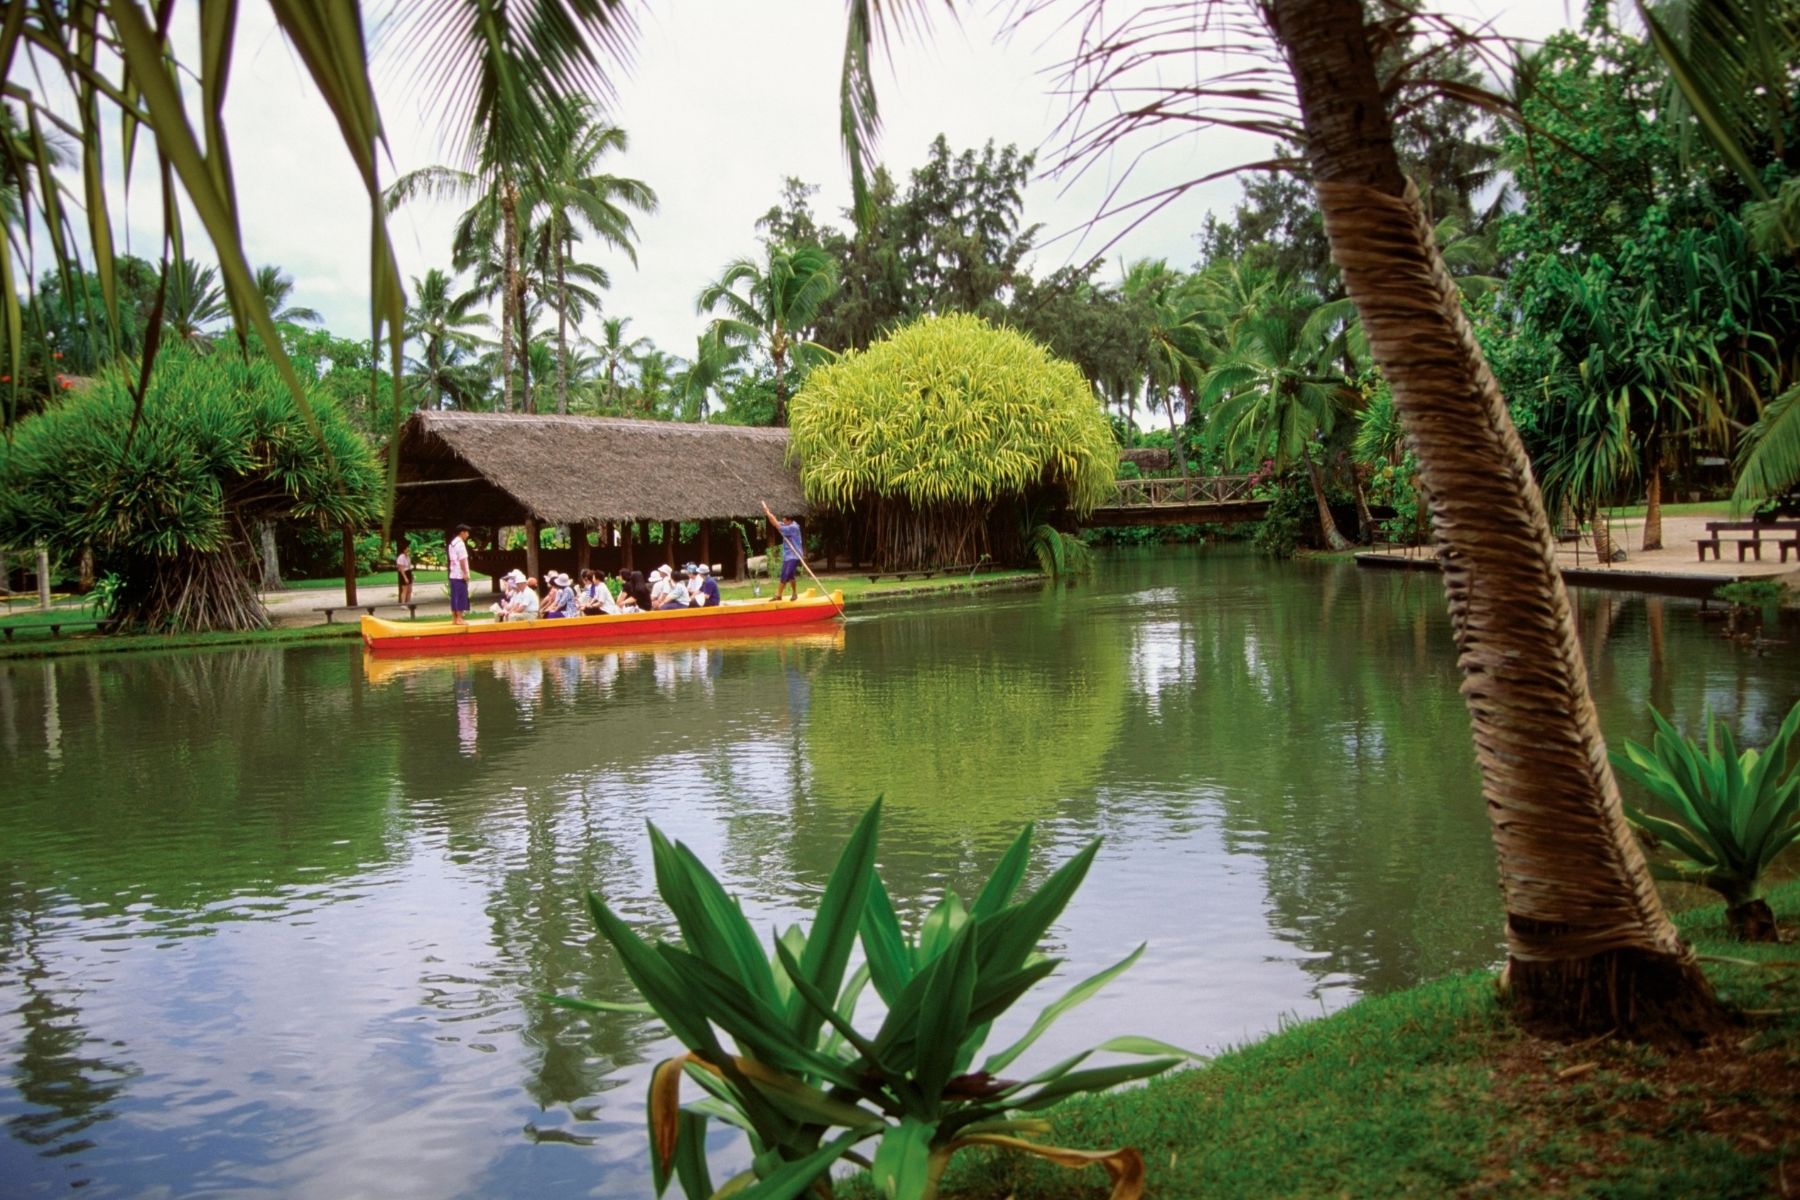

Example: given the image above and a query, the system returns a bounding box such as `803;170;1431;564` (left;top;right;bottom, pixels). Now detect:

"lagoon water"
3;548;1796;1197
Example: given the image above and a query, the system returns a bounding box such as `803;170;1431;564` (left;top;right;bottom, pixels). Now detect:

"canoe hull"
361;591;845;656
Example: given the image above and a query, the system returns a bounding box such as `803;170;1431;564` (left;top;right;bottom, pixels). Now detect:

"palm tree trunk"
1273;0;1720;1039
1642;431;1663;551
516;274;534;414
1302;446;1353;551
771;341;789;427
499;180;520;413
1164;387;1191;482
1589;503;1616;562
1351;460;1376;543
555;235;570;415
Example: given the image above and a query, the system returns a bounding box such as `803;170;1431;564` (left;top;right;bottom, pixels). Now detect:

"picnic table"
1696;519;1800;563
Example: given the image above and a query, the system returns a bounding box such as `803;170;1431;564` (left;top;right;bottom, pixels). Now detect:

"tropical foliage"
557;802;1186;1200
790;313;1116;569
1612;702;1800;941
0;349;379;631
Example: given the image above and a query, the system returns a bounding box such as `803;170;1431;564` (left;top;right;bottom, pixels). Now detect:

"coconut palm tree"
525;99;658;414
253;265;322;326
592;316;652;414
1122;259;1212;480
404;269;491;410
1200;282;1357;550
161;258;228;350
696;244;839;425
671;329;745;422
844;0;1723;1037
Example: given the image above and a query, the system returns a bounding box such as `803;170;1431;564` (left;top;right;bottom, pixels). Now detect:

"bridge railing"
1108;475;1259;507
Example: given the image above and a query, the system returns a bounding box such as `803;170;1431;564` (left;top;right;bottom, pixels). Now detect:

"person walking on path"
394;541;414;605
447;524;471;625
762;502;804;602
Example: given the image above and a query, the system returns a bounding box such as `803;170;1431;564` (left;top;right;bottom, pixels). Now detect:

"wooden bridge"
1082;475;1270;527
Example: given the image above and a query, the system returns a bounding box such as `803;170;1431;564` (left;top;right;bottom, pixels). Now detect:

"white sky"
42;0;1578;363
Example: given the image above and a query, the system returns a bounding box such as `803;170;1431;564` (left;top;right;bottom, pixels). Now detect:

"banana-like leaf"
944;1134;1147;1200
672;1110;713;1200
976;840;1101;979
660;945;863;1090
648;823;781;1007
773;938;893;1084
970;823;1034;919
913;922;980;1103
982;944;1146;1075
648;1054;690;1190
869;1117;935;1200
1008;1058;1183;1112
584;892;726;1062
725;1129;866;1200
787;800;882;1048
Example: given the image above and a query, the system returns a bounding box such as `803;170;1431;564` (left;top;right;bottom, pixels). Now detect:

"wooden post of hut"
622;522;635;569
573;522;591;573
341;527;358;606
524;516;541;584
662;520;676;568
698;523;711;573
732;531;745;581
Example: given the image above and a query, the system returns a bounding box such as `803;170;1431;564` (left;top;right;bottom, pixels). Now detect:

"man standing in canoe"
762;501;803;602
447;524;471;625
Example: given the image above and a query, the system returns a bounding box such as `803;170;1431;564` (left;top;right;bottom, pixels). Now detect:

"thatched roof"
391;411;806;528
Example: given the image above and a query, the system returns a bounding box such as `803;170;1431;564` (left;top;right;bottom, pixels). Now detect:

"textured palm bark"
1302;447;1353;550
1643;437;1663;551
499;179;520;414
1272;0;1722;1037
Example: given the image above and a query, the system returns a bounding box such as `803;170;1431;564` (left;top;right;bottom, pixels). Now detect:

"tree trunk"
36;545;51;610
258;521;282;591
1351;460;1375;544
1642;434;1663;551
1164;387;1191;482
500;180;519;414
341;527;358;607
1274;0;1721;1040
1302;446;1353;551
1589;503;1617;563
524;516;541;585
555;235;570;415
771;340;789;426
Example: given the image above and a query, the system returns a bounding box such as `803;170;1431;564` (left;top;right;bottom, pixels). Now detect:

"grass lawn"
1606;499;1740;520
892;882;1800;1200
284;568;453;591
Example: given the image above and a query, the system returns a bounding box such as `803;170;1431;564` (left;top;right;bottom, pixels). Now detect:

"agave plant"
556;801;1189;1199
1611;701;1800;941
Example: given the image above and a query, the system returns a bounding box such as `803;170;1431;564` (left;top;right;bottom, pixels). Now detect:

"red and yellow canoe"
360;589;846;656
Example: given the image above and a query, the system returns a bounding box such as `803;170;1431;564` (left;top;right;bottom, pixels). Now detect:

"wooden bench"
314;602;420;625
1697;520;1800;562
0;617;113;642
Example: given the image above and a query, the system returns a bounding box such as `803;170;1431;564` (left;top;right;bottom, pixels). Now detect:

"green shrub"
557;802;1188;1199
1612;701;1800;940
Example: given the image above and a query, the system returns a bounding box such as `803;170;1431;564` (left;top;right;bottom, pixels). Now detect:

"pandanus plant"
1612;701;1800;941
556;801;1189;1199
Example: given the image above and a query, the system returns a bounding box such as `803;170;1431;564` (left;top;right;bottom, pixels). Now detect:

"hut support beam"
698;523;711;573
341;527;358;606
524;516;541;584
573;522;590;572
663;521;676;568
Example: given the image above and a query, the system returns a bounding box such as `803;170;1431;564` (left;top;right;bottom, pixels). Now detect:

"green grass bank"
860;881;1800;1200
899;884;1800;1199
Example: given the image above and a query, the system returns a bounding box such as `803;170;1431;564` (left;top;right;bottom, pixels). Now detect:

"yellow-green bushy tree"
789;313;1115;570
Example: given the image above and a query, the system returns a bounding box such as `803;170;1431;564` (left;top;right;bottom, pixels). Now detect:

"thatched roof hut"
391;411;806;529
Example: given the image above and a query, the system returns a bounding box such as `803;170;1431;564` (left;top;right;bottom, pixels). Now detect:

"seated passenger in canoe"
510;576;542;620
692;563;721;608
544;573;579;619
655;564;690;610
578;569;618;616
617;569;652;613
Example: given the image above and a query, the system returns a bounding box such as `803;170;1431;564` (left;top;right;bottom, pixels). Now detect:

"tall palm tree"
404;268;491;410
1200;284;1357;550
672;329;744;422
161;258;227;350
696;244;839;425
1261;0;1719;1032
592;316;652;414
525;99;658;414
845;0;1721;1037
1122;259;1212;480
253;265;322;326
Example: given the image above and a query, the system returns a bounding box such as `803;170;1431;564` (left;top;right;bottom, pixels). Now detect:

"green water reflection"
1;549;1795;1198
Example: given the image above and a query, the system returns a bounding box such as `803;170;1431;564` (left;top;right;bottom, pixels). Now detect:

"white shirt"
447;536;468;580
